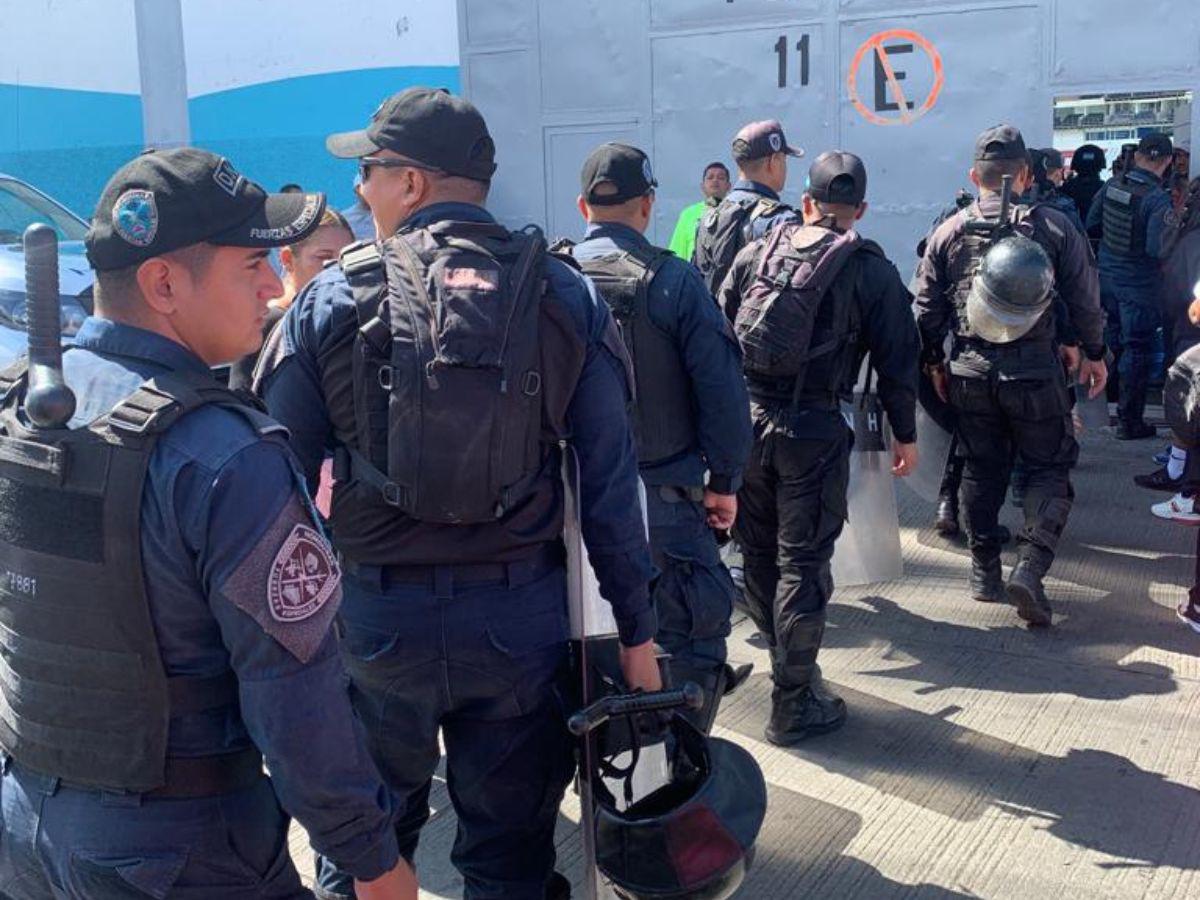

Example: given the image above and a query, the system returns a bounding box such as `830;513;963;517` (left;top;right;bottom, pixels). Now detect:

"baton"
996;174;1013;238
567;682;704;737
23;224;75;429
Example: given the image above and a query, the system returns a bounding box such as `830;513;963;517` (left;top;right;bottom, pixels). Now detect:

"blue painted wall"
0;64;459;221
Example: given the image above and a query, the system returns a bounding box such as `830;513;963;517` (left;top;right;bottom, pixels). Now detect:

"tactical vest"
947;202;1049;343
565;242;696;466
1101;173;1156;257
693;194;783;295
339;221;548;525
0;365;255;792
736;223;868;407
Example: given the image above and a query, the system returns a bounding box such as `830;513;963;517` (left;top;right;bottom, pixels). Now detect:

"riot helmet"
593;715;767;899
965;233;1054;344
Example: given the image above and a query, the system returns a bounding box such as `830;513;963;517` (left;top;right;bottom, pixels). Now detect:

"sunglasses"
358;156;443;182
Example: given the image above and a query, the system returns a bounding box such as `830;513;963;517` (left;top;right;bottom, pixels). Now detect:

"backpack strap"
340;241;391;356
103;371;281;445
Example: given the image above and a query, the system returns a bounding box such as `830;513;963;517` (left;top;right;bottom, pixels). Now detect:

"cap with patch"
326;86;497;182
732;120;804;163
806;150;867;206
974;124;1027;161
1137;132;1174;160
580;143;657;206
86;147;325;272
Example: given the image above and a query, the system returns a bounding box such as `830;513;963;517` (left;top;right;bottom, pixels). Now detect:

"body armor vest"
694;194;783;295
0;365;249;792
568;243;696;466
340;221;548;525
736;223;868;407
1101;173;1156;257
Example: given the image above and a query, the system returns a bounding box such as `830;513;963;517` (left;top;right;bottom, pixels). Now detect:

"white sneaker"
1152;494;1200;525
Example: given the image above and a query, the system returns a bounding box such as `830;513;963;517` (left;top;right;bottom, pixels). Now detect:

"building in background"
0;0;460;218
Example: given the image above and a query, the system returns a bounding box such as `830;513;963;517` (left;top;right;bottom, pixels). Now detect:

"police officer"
0;149;413;898
720;151;919;744
916;125;1107;626
563;142;753;731
1086;133;1176;440
254;88;661;900
693;119;801;301
1062;143;1107;227
1029;148;1088;236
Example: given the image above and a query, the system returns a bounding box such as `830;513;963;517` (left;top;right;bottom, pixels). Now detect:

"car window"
0;180;88;244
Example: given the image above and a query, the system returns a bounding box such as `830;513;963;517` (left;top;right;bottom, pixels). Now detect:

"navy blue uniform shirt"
61;318;398;881
257;202;656;647
1086;167;1174;291
572;221;751;495
724;179;799;242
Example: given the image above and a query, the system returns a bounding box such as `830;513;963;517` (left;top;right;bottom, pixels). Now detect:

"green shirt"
668;200;710;263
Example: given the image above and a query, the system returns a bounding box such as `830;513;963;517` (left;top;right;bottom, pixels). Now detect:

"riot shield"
907;372;956;503
831;379;904;587
562;445;667;898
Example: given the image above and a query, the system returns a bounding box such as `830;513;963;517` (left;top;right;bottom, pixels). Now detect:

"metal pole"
133;0;190;149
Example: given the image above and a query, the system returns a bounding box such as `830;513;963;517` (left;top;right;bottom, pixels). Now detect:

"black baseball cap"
1039;148;1065;170
732;120;804;163
806;151;867;205
975;125;1027;161
326;87;497;182
1137;133;1174;160
86;148;326;272
580;143;657;206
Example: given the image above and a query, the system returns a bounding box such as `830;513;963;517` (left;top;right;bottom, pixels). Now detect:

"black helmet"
1072;144;1106;177
594;716;767;899
966;234;1054;344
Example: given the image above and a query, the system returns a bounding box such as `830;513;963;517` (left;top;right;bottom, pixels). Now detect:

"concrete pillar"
133;0;190;148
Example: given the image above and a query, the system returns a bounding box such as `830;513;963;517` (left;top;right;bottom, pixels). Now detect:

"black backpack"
339;221;547;524
693;195;783;295
734;222;862;400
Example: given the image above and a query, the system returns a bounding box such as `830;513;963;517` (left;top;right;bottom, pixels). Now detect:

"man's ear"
968;167;983;190
134;258;181;316
279;245;296;274
855;201;868;222
577;194;591;222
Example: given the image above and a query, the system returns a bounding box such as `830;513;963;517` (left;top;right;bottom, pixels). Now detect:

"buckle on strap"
340;241;383;278
107;385;182;436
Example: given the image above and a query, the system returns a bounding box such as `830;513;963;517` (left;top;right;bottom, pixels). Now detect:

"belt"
147;748;264;799
656;485;705;504
19;746;265;800
342;542;564;591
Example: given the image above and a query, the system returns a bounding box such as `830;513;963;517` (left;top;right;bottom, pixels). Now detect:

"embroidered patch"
249;194;322;242
443;267;501;291
268;523;340;622
212;157;245;197
112;189;158;247
642;157;655;186
769;132;783;153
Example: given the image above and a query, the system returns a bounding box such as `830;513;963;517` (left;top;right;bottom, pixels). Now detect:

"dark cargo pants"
315;562;575;900
646;488;736;722
1103;278;1163;428
0;765;308;899
733;415;849;661
949;354;1078;570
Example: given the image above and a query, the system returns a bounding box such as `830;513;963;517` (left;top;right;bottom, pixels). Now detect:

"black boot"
970;551;1004;603
765;612;846;745
934;494;960;536
545;871;571;900
1007;556;1052;627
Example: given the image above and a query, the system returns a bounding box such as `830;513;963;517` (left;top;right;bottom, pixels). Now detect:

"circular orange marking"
847;29;945;127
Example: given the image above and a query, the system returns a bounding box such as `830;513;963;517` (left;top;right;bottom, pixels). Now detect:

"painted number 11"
775;34;811;88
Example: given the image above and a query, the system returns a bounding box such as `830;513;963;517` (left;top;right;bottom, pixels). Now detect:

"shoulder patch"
222;496;342;663
269;523;340;622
